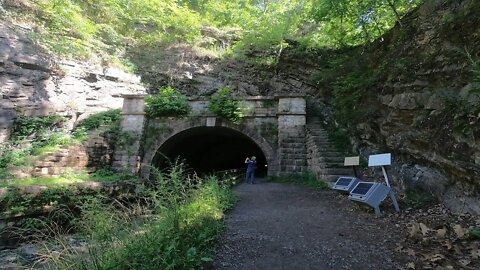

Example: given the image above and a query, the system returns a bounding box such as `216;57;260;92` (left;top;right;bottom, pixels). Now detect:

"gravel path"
213;180;409;270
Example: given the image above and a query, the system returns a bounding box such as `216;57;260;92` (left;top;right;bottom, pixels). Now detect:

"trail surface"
213;180;408;270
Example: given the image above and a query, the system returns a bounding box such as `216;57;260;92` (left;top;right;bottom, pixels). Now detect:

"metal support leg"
374;206;381;217
381;165;400;212
389;191;400;212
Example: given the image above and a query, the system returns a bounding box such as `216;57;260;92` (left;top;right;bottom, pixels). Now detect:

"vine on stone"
145;86;191;118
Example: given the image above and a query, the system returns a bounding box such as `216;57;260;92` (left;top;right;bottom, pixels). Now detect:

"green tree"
13;0;421;59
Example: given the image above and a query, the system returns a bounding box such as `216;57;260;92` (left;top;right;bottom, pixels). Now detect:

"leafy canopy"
6;0;422;61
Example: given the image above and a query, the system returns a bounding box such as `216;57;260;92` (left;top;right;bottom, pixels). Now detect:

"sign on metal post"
368;153;391;167
344;156;360;166
333;156;361;192
366;153;400;214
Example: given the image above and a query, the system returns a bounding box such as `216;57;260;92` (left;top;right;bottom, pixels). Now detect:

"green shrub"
75;109;121;131
208;87;244;124
95;24;123;46
37;0;95;40
469;228;480;240
145;86;191;118
44;164;235;270
12;115;66;141
400;188;436;208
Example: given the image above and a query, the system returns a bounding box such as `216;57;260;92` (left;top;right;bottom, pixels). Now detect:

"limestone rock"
0;21;145;144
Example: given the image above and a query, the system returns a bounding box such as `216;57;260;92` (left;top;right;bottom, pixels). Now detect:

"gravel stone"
213;180;409;270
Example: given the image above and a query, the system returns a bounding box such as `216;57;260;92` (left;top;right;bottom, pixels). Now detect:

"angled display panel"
349;182;391;217
333;177;360;193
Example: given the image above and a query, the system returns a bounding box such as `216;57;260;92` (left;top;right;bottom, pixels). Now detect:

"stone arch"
141;117;278;178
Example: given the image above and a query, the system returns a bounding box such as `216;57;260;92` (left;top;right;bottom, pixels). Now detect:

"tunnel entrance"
151;127;268;177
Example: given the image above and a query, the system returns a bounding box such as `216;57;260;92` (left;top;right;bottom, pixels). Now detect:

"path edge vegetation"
0;163;237;269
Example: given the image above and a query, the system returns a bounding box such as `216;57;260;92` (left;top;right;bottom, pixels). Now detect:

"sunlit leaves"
23;0;422;59
307;0;422;47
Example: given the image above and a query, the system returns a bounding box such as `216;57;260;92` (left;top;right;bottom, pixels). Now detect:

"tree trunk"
386;0;403;27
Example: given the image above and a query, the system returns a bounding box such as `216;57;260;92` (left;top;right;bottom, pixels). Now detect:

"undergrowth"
0;168;136;188
29;163;236;270
399;187;437;208
0;115;77;177
0;110;122;179
74;109;121;132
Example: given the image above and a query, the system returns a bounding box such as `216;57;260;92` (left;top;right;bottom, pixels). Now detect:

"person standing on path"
245;156;256;184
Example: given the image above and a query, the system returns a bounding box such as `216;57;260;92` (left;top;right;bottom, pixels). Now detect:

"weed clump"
33;163;236;270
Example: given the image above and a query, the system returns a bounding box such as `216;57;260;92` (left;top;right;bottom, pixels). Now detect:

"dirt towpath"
213;180;409;270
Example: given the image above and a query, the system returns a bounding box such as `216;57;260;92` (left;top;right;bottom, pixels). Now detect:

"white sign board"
344;156;360;166
368;153;391;167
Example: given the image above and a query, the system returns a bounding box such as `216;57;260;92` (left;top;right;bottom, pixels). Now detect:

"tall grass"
39;163;235;270
0;168;136;188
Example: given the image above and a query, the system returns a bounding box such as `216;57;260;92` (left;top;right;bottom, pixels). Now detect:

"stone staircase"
6;144;90;178
6;130;111;179
306;117;353;184
31;145;90;177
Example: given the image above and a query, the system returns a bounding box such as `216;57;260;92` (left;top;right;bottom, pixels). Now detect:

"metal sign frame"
367;153;400;214
349;182;391;217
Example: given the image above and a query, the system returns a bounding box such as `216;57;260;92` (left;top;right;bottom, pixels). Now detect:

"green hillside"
1;0;421;68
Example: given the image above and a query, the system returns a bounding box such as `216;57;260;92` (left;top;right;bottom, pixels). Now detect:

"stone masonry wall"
7;130;112;178
115;95;298;177
276;97;307;176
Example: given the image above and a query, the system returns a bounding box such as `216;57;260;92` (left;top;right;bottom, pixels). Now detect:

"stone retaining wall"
6;130;112;179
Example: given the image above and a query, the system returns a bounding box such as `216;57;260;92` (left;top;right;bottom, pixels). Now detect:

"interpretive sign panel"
368;153;391;167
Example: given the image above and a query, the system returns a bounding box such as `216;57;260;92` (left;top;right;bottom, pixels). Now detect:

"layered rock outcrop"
0;21;144;143
351;0;480;214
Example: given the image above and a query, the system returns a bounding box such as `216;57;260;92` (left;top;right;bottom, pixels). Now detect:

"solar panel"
333;177;360;193
351;182;374;195
336;177;354;186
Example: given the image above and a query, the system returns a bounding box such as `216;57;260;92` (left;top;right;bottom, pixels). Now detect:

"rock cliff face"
280;0;479;214
0;21;144;143
350;0;480;214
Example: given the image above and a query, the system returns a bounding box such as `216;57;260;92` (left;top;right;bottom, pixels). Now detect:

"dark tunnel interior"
151;127;268;177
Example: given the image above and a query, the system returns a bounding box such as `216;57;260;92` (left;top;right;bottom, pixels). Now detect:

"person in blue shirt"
245;156;257;184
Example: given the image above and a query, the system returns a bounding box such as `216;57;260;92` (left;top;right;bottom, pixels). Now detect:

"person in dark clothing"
245;156;256;184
